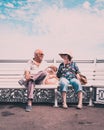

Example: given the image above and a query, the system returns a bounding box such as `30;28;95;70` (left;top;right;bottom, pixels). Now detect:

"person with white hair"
24;49;47;112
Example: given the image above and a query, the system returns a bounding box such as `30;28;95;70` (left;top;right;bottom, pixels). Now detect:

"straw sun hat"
59;50;73;58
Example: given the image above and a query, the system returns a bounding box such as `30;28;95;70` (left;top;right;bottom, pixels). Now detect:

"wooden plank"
0;84;58;89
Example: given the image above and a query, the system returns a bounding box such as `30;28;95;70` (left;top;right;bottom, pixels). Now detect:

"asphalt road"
0;103;104;130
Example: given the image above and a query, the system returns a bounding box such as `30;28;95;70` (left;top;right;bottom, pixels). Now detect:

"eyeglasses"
37;53;44;56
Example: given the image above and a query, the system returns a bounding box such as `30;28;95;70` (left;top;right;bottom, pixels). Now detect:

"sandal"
62;104;68;109
76;104;82;109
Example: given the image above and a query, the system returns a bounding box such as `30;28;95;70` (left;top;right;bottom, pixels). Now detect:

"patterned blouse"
57;61;80;81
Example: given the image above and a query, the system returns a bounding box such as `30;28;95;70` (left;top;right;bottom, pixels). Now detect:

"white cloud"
0;2;2;6
83;1;91;9
0;14;6;19
5;3;14;8
95;0;104;3
35;7;104;43
27;0;42;2
95;0;104;10
15;10;26;17
17;1;23;5
0;3;104;60
35;7;104;59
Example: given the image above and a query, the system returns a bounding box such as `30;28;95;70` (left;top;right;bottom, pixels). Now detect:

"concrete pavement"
0;103;104;130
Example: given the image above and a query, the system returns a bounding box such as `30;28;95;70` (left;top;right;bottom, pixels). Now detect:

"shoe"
25;105;32;112
18;79;25;86
62;104;68;109
76;104;82;109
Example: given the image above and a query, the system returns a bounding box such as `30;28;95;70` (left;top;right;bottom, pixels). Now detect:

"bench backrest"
0;59;104;87
55;59;104;86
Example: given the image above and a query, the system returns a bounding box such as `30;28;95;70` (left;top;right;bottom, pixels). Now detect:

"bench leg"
88;87;94;106
53;88;59;107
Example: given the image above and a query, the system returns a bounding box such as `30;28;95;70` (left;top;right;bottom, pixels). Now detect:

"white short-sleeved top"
25;59;47;75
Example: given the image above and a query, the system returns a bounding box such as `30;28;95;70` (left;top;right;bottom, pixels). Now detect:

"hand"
24;71;31;80
76;73;81;80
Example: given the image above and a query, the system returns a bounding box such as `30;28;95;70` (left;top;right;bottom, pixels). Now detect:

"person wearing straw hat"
57;51;83;109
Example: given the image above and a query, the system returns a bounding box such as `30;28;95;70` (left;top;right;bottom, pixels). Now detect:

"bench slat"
0;84;58;89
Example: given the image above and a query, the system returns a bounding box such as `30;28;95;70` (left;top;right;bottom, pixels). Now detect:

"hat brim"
59;53;72;58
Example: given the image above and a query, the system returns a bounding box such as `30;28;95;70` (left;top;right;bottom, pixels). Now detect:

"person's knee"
59;77;69;85
70;78;82;93
59;78;69;92
38;71;47;77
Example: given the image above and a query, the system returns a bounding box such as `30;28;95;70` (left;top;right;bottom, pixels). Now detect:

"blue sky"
0;0;104;60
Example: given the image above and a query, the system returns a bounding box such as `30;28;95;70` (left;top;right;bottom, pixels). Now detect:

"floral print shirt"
57;61;80;81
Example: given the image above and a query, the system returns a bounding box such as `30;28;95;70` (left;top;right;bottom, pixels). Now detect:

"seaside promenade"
0;103;104;130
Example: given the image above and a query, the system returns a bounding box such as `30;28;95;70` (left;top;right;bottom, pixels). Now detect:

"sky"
0;0;104;60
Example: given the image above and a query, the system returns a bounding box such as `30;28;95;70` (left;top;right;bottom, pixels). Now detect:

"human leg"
70;78;83;109
26;71;46;112
59;77;69;108
62;92;68;108
33;71;47;84
26;80;34;112
77;91;83;109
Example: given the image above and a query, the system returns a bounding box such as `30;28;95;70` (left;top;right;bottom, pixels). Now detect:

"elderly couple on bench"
19;49;83;112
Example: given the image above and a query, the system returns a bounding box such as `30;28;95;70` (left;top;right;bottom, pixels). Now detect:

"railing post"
53;88;59;107
88;86;94;106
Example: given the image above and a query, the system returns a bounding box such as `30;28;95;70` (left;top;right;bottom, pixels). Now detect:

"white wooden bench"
0;59;59;107
0;59;104;107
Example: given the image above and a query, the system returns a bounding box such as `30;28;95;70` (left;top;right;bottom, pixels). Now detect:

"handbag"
79;74;87;85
